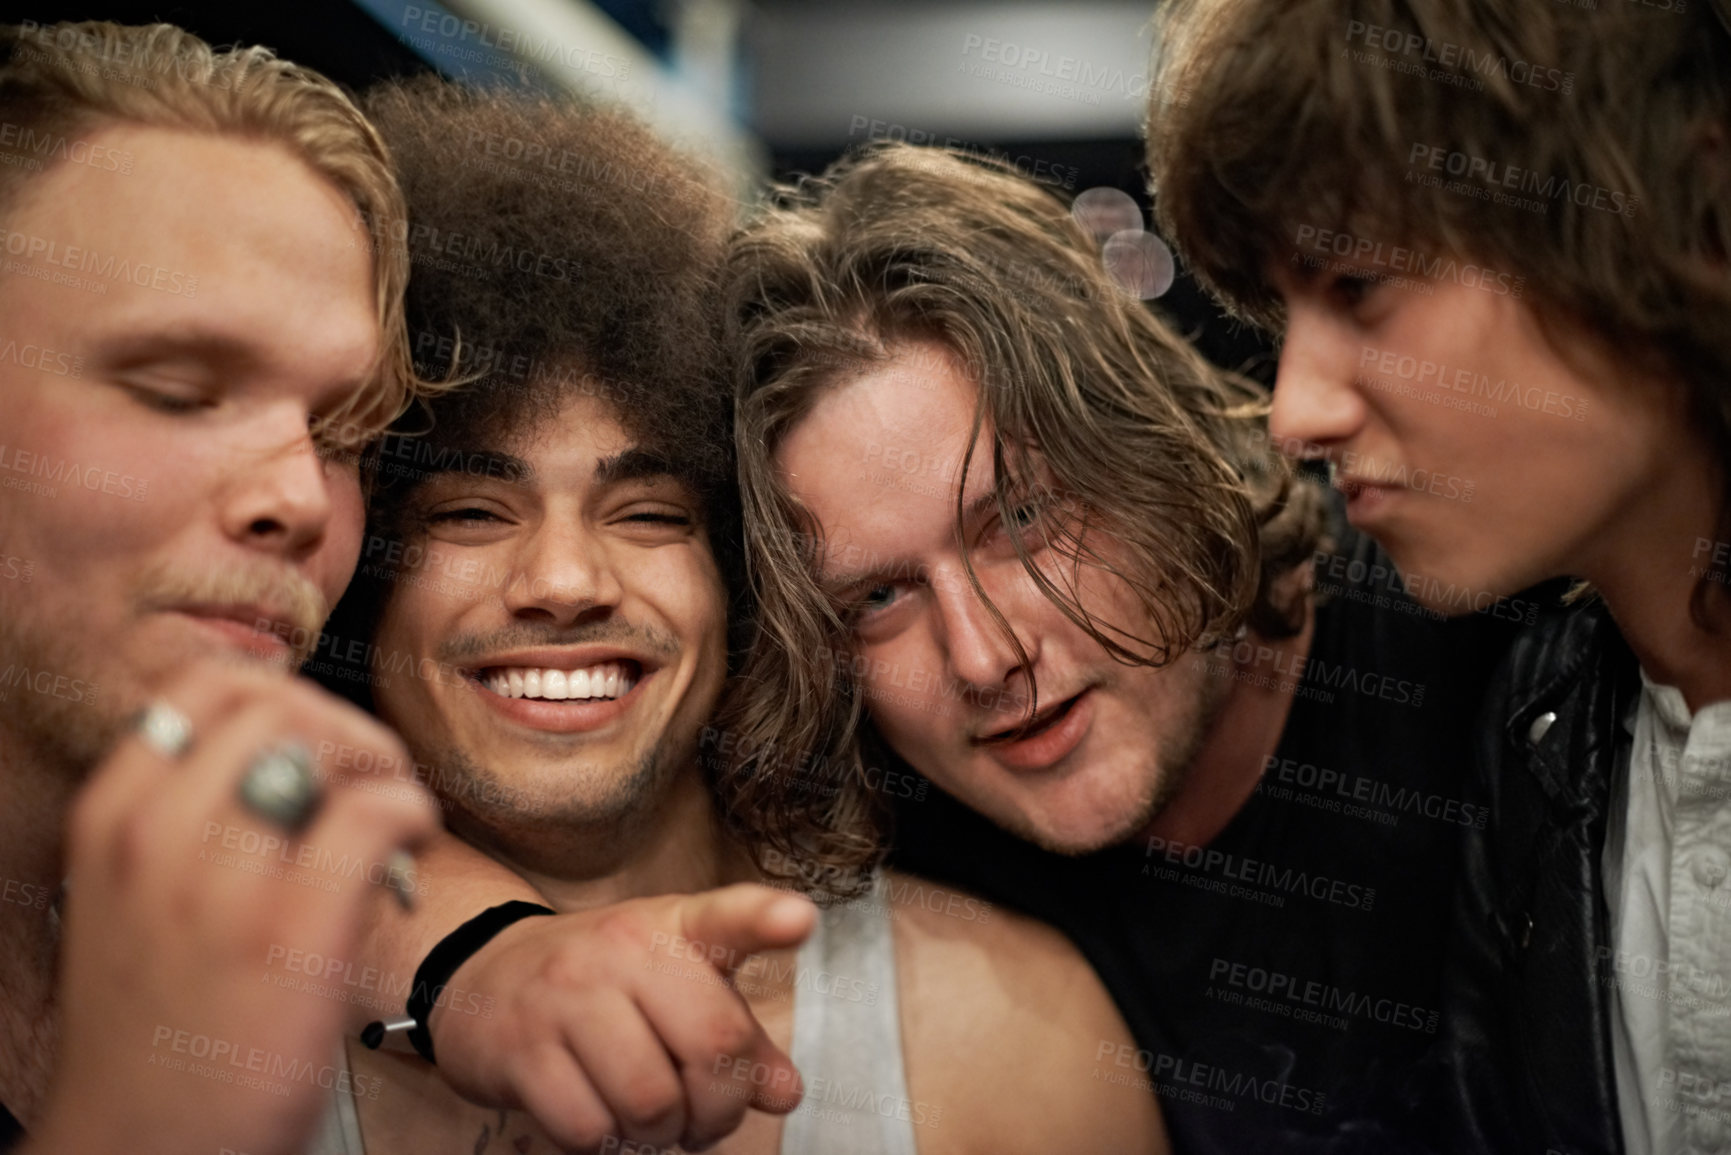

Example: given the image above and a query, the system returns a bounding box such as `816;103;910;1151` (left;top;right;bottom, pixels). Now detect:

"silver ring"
237;740;322;831
135;700;194;759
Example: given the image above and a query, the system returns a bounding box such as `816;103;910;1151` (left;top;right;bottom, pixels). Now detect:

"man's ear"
1251;556;1316;643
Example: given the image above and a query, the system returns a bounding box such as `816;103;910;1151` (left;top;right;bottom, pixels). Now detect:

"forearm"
348;827;542;1028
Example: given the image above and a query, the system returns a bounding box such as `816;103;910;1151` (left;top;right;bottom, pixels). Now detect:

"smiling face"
368;392;729;868
1268;266;1692;608
775;340;1226;854
0;123;378;771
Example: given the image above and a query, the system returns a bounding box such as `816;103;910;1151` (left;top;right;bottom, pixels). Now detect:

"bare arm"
345;825;544;1029
891;872;1168;1155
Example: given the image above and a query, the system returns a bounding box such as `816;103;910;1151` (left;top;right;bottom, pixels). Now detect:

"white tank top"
777;889;920;1154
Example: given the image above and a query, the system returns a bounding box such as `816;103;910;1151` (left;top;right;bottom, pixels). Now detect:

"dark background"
13;0;1276;381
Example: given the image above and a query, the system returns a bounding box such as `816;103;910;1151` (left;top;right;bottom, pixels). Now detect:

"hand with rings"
29;660;439;1155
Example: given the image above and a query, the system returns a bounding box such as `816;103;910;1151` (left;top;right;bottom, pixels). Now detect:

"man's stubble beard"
426;738;678;880
1019;650;1234;857
0;597;127;780
1130;652;1234;836
0;558;324;782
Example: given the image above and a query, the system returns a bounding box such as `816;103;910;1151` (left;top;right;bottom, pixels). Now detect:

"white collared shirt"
1604;672;1731;1155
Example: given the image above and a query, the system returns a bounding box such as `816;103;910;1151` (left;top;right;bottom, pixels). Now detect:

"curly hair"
316;76;749;699
362;75;733;489
713;143;1330;899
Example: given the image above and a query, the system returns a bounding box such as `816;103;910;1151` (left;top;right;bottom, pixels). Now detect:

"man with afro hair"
314;78;1163;1155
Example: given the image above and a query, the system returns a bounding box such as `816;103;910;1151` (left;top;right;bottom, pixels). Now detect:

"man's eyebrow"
963;487;1001;524
399;447;536;490
818;489;1003;593
817;491;1010;595
594;447;680;487
819;556;917;595
95;327;261;371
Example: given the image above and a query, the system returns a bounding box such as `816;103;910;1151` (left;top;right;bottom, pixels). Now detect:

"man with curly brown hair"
316;78;1164;1155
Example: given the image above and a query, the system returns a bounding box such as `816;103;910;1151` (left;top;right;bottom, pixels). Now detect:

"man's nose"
217;415;336;560
930;562;1038;700
501;519;623;626
1269;305;1369;459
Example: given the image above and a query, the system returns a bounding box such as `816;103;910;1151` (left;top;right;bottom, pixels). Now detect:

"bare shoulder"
883;870;1168;1155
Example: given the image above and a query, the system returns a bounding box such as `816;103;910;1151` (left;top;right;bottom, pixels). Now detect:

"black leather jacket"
1443;598;1640;1154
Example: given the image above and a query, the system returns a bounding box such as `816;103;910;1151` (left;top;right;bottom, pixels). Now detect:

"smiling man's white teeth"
483;661;636;701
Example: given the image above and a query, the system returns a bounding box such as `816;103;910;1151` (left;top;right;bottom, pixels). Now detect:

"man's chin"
1004;795;1157;857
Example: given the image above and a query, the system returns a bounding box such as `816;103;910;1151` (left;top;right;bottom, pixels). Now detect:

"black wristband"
405;900;555;1064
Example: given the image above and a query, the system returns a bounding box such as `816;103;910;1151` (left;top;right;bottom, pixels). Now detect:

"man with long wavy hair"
711;143;1522;1155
